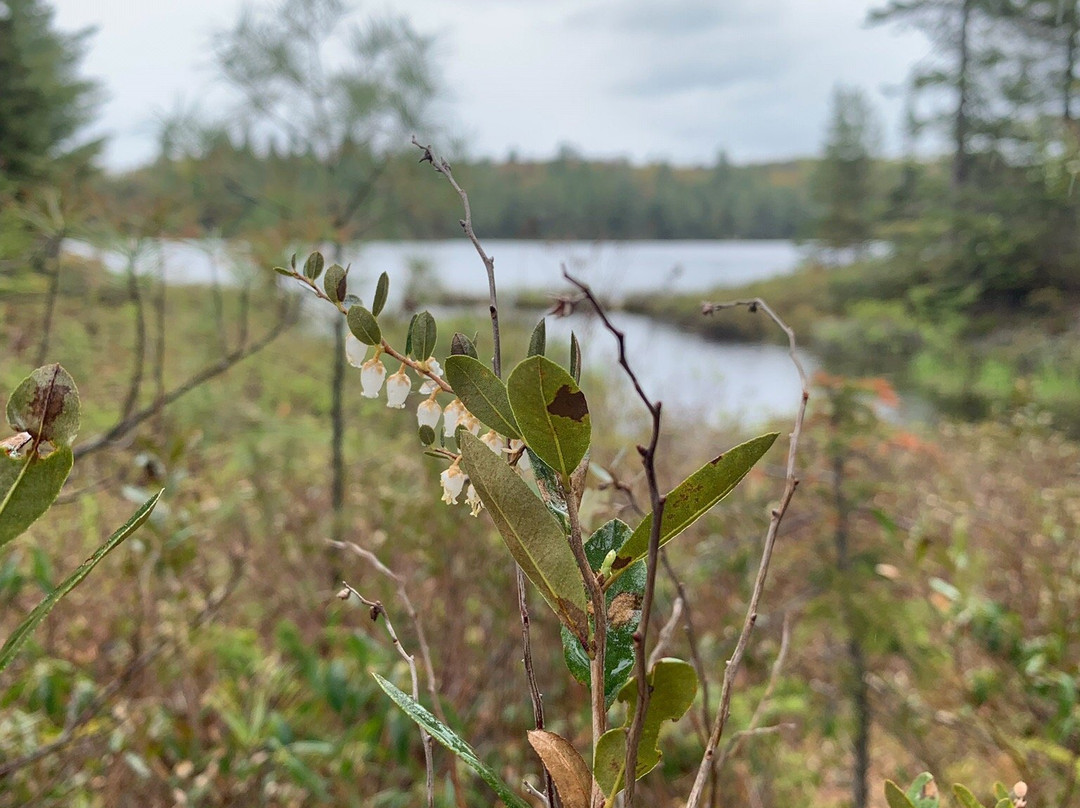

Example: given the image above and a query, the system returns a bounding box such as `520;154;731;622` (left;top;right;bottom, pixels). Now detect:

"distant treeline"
95;138;818;241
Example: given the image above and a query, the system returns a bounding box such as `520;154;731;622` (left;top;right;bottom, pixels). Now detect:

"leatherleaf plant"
275;234;781;808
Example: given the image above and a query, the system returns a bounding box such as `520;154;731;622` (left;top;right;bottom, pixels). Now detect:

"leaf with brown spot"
527;730;592;808
507;355;590;479
6;364;80;447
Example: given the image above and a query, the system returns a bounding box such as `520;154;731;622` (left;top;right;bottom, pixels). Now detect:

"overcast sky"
53;0;929;171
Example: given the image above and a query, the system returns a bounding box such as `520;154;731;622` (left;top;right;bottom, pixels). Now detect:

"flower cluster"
346;334;512;517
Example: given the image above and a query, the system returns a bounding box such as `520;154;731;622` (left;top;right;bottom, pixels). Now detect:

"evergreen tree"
0;0;99;194
812;85;882;253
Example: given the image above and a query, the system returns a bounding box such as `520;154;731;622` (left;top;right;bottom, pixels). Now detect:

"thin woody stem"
340;581;435;808
562;268;664;808
684;298;808;808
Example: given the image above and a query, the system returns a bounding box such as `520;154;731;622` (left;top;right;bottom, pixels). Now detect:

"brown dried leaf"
527;730;592;808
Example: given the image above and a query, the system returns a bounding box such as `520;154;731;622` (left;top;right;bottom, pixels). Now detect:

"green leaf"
322;263;347;303
372;673;531;808
907;773;938;808
418;425;436;446
529;449;569;532
570;332;582;384
993;800;1011;808
0;489;162;673
7;364;80;447
612;433;778;580
528;317;546;357
507;355;590;479
445;356;521;440
450;332;478;359
885;781;917;808
0;447;73;549
458;432;588;644
303;251;324;280
561;520;645;708
372;271;389;316
992;784;1010;802
409;310;437;360
953;784;987;808
527;730;591;808
404;313;418;357
273;266;292;277
592;659;698;795
346;305;381;346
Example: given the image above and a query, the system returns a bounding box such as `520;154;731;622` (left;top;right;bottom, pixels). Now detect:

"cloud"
570;0;765;36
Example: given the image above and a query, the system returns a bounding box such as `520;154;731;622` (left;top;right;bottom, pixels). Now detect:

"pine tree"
0;0;99;194
811;85;881;253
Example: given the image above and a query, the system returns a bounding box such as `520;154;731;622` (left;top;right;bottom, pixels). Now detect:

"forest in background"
95;145;818;241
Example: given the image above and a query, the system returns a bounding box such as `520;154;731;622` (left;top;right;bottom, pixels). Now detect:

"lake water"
66;237;813;427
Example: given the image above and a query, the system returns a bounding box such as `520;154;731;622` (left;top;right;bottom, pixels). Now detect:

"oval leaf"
507;355;590;479
953;785;986;808
612;432;778;579
7;364;80;447
347;305;381;346
372;271;389;316
593;659;698;794
409;310;437;360
459;431;587;644
450;332;478;359
445;355;521;440
0;489;161;672
527;730;591;808
886;781;917;808
373;673;531;808
322;263;347;303
0;447;73;549
303;251;324;280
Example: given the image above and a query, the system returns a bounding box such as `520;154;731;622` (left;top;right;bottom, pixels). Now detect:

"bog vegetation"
1;0;1078;807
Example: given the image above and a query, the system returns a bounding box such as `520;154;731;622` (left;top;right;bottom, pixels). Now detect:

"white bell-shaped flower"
420;378;439;395
440;462;466;504
385;367;412;408
443;399;466;438
459;411;483;436
360;357;386;399
481;430;506;455
466;484;483;516
426;357;443;377
417;396;441;429
345;334;368;368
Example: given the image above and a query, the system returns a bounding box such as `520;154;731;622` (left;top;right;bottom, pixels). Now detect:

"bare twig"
74;296;299;460
412;137;501;378
660;552;710;746
647;596;684;669
339;580;434;808
685;298;808;808
35;235;64;367
119;244;147;422
565;473;609;763
412;136;554;807
712;614;793;774
517;564;556;806
562;268;665;808
523;779;551;806
328;539;466;808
